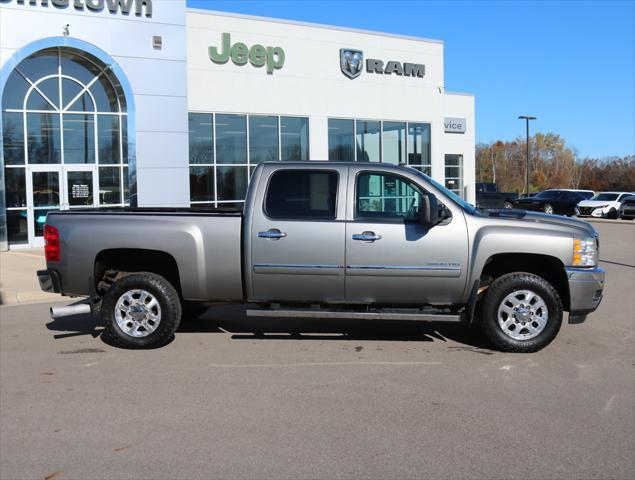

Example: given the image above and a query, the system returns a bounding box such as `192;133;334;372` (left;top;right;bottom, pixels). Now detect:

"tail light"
44;225;60;262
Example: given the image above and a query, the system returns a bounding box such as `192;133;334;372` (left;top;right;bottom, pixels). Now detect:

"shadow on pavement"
46;303;492;350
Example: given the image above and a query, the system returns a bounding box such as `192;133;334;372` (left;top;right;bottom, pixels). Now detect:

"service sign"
444;117;466;134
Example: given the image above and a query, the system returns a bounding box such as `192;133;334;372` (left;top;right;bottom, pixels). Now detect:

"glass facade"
445;154;464;198
328;118;431;174
188;112;310;208
1;47;129;246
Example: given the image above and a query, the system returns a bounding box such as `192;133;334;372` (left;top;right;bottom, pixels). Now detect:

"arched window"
2;47;129;245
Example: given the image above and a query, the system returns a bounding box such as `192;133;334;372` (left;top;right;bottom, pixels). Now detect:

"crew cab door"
345;167;469;305
247;166;347;303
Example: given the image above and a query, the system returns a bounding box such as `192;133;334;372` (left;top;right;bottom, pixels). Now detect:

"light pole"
518;115;536;196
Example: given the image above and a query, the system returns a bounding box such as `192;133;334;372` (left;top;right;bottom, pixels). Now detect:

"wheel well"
94;249;182;297
480;253;570;310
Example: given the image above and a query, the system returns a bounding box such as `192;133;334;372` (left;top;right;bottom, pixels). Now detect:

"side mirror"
420;194;439;225
420;195;450;226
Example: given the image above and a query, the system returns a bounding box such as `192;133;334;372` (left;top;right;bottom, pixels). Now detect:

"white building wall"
0;0;190;207
186;9;475;202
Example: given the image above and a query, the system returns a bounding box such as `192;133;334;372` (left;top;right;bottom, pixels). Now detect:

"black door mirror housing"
420;195;450;227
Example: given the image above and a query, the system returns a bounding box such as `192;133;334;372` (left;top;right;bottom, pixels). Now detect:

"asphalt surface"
1;222;633;480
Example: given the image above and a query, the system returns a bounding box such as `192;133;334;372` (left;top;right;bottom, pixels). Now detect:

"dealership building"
0;0;475;250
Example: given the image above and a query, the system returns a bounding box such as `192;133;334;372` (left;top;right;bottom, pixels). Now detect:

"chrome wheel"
543;204;554;214
114;289;162;338
497;290;549;341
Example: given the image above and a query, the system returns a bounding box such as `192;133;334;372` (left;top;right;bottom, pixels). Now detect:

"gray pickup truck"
38;162;605;352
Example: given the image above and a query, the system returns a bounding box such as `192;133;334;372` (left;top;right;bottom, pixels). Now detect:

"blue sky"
187;0;635;159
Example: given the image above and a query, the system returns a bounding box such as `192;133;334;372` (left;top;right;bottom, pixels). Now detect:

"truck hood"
481;209;597;237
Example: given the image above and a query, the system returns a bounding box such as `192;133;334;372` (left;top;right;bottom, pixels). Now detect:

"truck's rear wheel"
101;272;181;349
480;272;562;352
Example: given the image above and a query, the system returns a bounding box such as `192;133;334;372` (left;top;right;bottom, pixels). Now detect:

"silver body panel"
46;162;603;317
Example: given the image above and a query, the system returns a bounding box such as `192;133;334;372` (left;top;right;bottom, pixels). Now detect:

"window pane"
27;113;61;164
217;202;244;211
123;166;129;202
355;120;381;162
63;114;95;164
89;76;119;112
67;171;94;207
265;170;338;219
444;154;464;198
99;167;122;205
62;78;90;111
32;171;60;207
190;166;215;202
216;114;247;164
16;49;58;84
32;78;60;110
407;123;430;166
217;166;248;201
249;115;279;164
356;173;423;221
2;112;25;165
7;210;28;245
121;117;128;164
97;115;120;164
188;113;213;164
2;69;31;110
281;117;309;161
4;168;27;208
328;119;354;161
382;122;406;165
60;50;102;88
26;88;56;111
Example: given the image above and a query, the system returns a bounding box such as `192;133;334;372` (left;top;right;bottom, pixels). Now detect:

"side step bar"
246;309;462;322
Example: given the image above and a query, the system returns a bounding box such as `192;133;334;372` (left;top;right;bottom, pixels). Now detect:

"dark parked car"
475;182;519;209
618;195;635;220
512;189;595;216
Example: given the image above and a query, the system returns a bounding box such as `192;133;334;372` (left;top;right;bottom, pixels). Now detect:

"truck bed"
45;209;244;301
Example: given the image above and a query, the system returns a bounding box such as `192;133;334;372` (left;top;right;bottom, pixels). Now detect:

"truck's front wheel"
480;272;563;353
101;272;182;349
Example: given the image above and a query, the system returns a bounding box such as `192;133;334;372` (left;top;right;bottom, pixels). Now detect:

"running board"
246;308;463;322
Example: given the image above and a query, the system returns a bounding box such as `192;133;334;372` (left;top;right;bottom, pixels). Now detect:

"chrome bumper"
565;266;605;323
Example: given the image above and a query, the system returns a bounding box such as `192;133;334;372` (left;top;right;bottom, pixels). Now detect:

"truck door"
345;167;469;305
248;167;347;303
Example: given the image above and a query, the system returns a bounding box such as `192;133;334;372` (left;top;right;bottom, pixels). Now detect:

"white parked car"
576;192;635;219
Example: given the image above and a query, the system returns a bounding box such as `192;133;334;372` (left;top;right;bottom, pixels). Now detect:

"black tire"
503;201;513;209
608;208;617;219
101;272;181;349
480;272;563;353
543;203;554;214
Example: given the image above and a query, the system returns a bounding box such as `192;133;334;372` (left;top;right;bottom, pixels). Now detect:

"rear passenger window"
265;170;338;220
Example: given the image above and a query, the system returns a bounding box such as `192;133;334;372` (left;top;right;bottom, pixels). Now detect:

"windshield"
413;169;478;214
591;193;619;201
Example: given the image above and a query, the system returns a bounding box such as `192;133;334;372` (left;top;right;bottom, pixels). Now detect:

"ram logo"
340;49;364;79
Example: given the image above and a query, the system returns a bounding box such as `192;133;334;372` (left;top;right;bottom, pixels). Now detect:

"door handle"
258;229;287;240
352;231;382;242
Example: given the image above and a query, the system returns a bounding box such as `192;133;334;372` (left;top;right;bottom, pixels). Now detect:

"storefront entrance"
25;165;96;246
2;45;130;248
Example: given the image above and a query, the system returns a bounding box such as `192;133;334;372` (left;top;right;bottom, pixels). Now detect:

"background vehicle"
618;195;635;220
513;189;594;216
576;192;635;219
475;182;519;209
39;163;604;353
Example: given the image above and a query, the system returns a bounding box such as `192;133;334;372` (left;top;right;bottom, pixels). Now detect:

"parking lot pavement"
0;223;633;480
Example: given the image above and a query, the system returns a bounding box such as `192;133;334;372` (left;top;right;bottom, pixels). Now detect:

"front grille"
578;207;594;216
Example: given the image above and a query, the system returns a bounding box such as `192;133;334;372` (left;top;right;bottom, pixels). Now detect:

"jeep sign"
444;117;466;134
209;33;285;75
